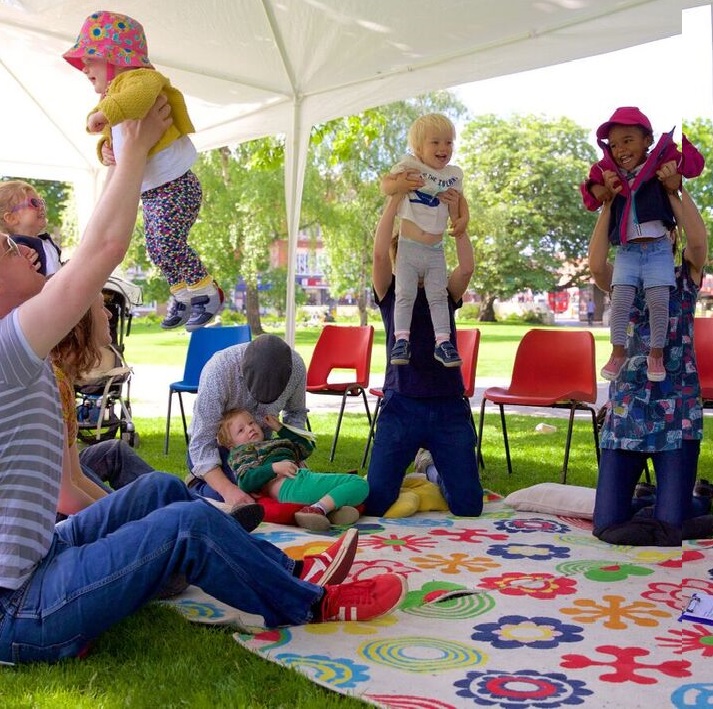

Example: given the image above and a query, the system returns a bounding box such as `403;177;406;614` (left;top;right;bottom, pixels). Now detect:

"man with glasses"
0;98;405;665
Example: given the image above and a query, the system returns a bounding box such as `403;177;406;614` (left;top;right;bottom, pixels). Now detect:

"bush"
457;303;480;321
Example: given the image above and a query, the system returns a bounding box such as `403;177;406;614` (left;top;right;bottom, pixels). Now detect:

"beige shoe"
328;506;360;525
413;448;434;474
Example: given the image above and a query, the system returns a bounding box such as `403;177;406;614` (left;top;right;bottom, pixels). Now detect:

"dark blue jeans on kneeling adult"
0;473;321;664
593;441;704;536
366;390;483;517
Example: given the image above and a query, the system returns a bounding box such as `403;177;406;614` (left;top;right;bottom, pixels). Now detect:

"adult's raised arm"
587;200;614;293
672;188;708;286
373;195;401;300
18;96;171;359
447;232;474;302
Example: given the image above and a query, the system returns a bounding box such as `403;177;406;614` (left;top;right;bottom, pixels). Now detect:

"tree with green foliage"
459;114;598;320
309;92;468;324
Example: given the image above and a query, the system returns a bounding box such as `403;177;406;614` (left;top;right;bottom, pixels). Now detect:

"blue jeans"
79;439;154;490
593;441;701;535
0;473;320;663
186;447;236;501
366;391;483;517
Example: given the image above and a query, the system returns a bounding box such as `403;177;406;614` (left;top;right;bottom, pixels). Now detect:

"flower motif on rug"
642;580;713;611
273;653;371;689
487;542;571;561
559;594;672;630
360;532;440;554
494;518;571;534
454;668;593;707
408;552;501;574
477;571;578;599
470;614;585;650
580;562;655;583
655;624;713;657
671;682;713;707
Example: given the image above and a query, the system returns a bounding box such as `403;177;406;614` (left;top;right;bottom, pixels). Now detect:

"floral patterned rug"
164;492;713;708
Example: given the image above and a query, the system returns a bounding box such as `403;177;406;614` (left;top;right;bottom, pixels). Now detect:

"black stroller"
75;275;142;447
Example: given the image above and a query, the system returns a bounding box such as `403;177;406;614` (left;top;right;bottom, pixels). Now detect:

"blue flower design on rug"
487;543;571;561
494;518;571;535
470;615;585;650
454;668;593;707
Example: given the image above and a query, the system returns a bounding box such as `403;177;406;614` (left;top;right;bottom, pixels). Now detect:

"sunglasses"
11;197;45;213
0;234;21;262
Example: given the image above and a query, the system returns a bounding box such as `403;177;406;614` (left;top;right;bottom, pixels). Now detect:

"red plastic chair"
306;325;374;461
477;328;599;483
694;317;713;406
361;328;481;468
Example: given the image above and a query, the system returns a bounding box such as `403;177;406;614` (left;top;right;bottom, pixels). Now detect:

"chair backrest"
508;328;597;402
694;317;713;400
181;325;252;387
306;325;374;388
456;328;480;398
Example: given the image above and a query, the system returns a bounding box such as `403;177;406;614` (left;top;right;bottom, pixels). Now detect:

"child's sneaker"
327;506;360;526
601;354;626;381
434;340;462;367
390;338;411;365
161;296;190;329
300;528;358;586
647;355;666;382
185;284;224;332
294;505;331;531
315;573;407;622
413;448;434;474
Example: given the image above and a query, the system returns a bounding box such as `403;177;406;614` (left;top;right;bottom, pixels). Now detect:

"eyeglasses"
11;197;45;213
0;234;20;262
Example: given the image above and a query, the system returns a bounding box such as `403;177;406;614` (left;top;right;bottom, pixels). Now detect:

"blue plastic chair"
164;325;251;453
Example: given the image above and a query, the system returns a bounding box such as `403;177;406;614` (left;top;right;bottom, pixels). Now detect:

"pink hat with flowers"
596;106;653;142
63;10;153;70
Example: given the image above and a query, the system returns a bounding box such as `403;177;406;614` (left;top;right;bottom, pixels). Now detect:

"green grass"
128;319;614;379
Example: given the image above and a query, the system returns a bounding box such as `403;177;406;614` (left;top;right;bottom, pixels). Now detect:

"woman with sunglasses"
0;100;406;664
0;180;62;275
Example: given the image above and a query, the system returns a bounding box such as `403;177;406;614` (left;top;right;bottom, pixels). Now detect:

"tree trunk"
245;284;263;336
478;295;497;322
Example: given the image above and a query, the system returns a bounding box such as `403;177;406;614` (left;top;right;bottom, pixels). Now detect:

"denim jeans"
0;473;320;663
366;391;483;517
593;441;701;535
185;447;236;501
79;439;155;490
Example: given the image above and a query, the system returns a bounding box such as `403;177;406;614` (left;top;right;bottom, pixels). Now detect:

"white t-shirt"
391;155;463;235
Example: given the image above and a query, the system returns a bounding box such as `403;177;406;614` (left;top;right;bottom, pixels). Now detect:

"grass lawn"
127;318;615;379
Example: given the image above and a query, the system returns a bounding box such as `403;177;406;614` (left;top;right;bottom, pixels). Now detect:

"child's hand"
272;460;298;478
100;142;116;166
87;111;108;133
657;160;682;192
264;414;282;432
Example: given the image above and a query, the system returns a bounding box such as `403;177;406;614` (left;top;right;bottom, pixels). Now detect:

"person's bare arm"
202;466;256;506
587;201;614;293
57;431;100;515
17;96;171;359
381;170;424;196
373;195;401;300
447;231;474;302
669;187;708;285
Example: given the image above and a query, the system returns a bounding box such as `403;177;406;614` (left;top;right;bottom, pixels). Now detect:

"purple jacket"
580;132;705;244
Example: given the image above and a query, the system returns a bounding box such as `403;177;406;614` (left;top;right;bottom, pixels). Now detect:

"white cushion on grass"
504;483;596;519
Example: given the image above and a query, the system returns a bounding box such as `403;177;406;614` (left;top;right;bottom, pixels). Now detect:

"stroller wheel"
122;430;140;448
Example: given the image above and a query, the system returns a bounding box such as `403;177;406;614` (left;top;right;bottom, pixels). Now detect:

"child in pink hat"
63;11;223;332
580;106;704;383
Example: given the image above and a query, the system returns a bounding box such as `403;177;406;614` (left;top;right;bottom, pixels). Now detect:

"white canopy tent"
0;0;709;341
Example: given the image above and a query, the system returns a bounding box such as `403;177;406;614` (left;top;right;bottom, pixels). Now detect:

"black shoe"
229;503;265;532
694;479;713;499
633;482;656;499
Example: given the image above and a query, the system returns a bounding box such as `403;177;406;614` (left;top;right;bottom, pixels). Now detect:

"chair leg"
561;404;577;484
177;392;189;445
469;401;485;471
330;392;349;462
360;389;372;428
476;398;487;471
163;390;174;455
361;397;382;469
499;405;513;476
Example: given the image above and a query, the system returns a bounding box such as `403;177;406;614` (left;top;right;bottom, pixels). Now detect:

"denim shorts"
612;238;675;289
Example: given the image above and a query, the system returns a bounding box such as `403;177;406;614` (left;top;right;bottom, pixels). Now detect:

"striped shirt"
0;310;63;590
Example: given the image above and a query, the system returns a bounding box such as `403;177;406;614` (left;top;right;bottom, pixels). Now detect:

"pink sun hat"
596;106;653;142
63;10;153;71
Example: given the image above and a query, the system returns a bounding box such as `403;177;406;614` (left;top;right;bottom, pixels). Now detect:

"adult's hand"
121;94;172;155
